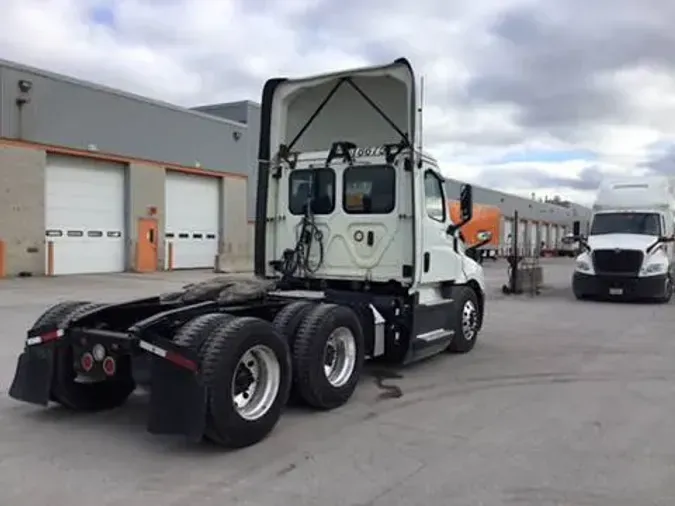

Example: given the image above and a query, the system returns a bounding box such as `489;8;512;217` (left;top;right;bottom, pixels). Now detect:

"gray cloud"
462;0;675;139
478;164;608;192
643;141;675;175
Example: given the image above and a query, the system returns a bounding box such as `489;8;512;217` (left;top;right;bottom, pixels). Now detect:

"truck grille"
592;249;643;275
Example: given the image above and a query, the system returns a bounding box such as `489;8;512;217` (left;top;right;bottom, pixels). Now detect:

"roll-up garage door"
551;225;559;247
165;171;220;269
503;218;513;253
541;223;550;248
45;155;126;275
529;222;538;254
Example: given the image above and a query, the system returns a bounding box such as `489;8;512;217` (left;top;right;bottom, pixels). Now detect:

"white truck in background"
565;176;675;302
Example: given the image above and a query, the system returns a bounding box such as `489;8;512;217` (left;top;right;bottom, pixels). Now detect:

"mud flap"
8;345;56;406
146;339;207;442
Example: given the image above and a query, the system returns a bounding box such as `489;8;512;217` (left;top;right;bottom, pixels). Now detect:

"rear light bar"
26;329;65;346
138;340;198;372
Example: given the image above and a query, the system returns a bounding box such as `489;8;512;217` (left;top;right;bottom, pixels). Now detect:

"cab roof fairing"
266;58;417;163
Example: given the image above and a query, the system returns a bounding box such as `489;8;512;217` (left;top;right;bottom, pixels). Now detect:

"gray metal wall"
192;101;260;220
445;177;592;227
0;59;251;177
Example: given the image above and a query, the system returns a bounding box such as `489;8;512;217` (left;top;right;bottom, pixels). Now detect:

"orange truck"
448;201;501;260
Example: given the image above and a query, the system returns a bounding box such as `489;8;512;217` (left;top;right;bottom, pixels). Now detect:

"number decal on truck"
350;146;386;158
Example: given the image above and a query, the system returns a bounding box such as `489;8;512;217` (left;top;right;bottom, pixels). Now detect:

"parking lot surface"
1;260;675;506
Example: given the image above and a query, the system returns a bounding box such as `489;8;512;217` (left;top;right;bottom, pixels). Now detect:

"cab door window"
424;170;446;222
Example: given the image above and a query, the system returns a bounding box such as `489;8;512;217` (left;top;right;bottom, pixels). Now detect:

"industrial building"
446;179;591;256
0;58;590;277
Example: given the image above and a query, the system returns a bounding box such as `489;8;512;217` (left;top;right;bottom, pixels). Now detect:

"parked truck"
8;58;490;449
449;202;501;262
564;175;675;302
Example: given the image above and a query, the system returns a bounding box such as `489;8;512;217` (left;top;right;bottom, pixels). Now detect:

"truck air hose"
279;208;325;278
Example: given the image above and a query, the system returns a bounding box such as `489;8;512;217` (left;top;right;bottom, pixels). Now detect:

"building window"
288;168;336;215
343;165;396;214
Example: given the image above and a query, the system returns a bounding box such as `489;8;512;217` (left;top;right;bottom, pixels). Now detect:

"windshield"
590;212;662;236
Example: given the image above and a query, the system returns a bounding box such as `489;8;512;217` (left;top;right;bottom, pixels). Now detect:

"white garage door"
165;171;220;269
518;220;527;253
529;222;538;253
503;218;513;253
551;225;559;247
46;155;126;275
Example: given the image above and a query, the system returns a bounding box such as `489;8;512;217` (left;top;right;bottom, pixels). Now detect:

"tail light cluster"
79;344;117;377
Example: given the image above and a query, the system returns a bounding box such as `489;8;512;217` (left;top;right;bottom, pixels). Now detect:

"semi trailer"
8;58;490;449
565;175;675;302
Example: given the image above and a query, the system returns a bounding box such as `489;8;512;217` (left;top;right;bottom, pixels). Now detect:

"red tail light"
102;356;116;376
80;352;94;372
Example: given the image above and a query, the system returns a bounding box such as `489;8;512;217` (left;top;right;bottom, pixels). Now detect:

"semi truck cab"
568;177;675;302
7;57;492;450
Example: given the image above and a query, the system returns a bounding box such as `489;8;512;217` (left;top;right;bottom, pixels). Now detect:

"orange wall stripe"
0;137;247;180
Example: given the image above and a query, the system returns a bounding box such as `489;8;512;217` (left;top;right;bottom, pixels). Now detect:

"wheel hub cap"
462;301;477;341
323;327;357;388
231;345;281;421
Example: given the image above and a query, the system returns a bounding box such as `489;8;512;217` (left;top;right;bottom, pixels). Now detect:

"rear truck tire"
446;287;480;354
201;316;292;449
33;301;136;411
292;303;365;410
272;300;317;343
172;312;237;358
272;300;317;404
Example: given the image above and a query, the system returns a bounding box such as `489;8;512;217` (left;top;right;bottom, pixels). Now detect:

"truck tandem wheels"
8;297;367;450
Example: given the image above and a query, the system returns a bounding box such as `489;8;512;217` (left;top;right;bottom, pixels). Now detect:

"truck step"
414;328;455;342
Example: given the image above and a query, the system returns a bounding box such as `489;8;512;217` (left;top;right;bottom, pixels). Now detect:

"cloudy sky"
2;0;675;207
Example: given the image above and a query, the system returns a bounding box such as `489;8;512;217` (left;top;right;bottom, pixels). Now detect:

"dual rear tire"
273;301;365;410
173;302;365;448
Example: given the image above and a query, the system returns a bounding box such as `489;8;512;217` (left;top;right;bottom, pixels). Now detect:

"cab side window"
424;170;446;222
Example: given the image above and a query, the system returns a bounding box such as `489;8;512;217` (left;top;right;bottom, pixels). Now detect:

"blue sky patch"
89;4;116;28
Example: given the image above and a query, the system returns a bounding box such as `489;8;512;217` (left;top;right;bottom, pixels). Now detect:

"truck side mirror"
460;184;473;223
572;220;580;237
446;184;474;235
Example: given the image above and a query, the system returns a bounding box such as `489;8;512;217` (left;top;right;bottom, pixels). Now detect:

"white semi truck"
566;176;675;302
8;58;491;449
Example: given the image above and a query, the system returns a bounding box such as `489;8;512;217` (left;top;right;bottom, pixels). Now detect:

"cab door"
418;169;463;285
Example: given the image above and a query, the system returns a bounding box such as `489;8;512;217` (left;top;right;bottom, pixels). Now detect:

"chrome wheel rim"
323;327;357;387
231;345;280;421
462;301;478;341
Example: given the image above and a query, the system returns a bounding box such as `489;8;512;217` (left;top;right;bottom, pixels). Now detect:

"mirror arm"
446;217;470;235
645;236;672;254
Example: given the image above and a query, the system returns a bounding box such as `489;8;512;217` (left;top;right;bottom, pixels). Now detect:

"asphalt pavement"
1;259;674;506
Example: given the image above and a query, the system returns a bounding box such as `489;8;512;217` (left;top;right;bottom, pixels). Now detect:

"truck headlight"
641;262;667;276
575;260;592;273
